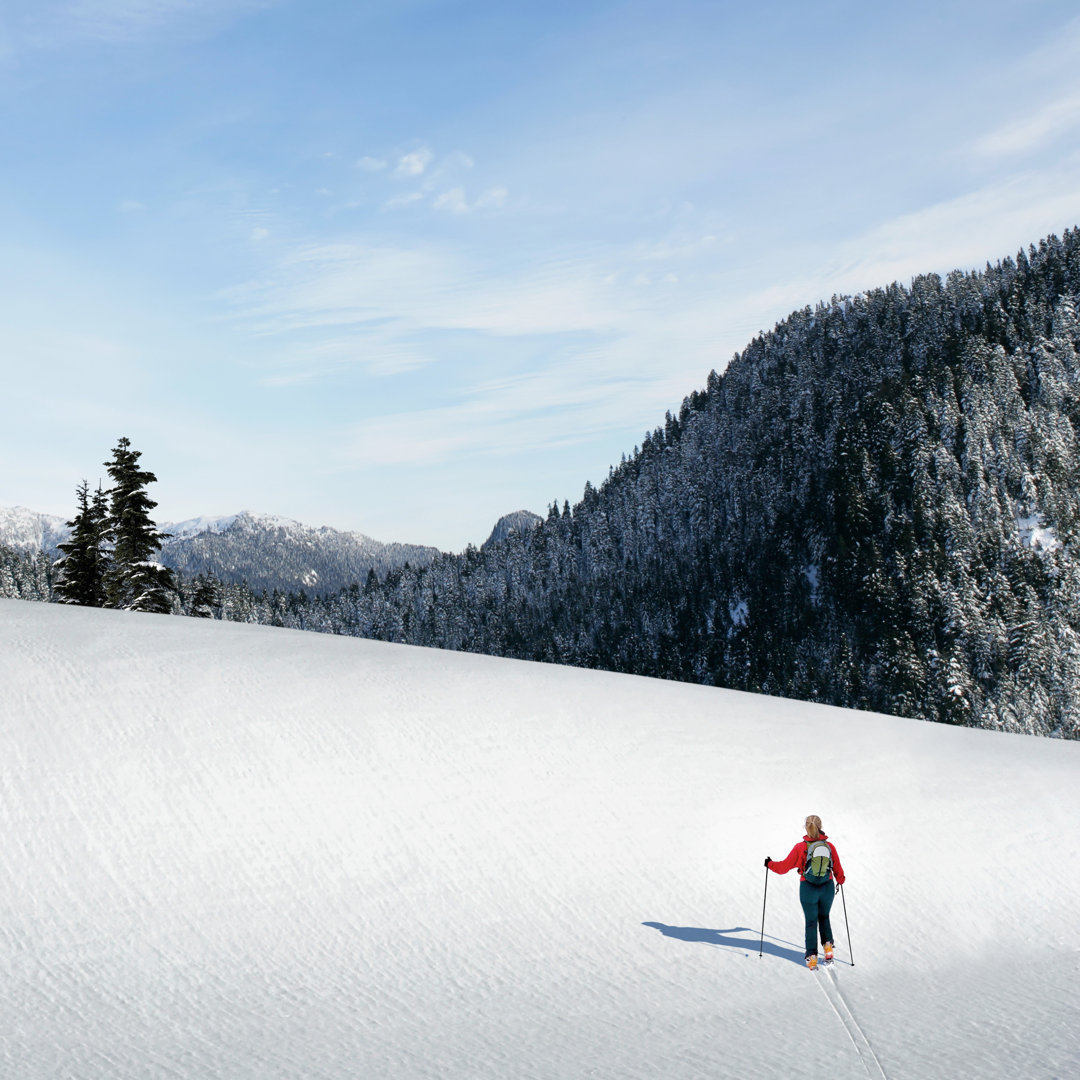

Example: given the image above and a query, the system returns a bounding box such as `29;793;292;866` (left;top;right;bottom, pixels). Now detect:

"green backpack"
804;839;833;885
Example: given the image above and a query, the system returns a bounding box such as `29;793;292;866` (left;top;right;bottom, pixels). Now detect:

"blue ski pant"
799;879;835;958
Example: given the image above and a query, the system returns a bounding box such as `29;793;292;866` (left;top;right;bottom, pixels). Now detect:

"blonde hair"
805;815;822;839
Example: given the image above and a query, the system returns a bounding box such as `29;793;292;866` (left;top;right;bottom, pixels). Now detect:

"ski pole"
759;863;769;958
840;883;853;966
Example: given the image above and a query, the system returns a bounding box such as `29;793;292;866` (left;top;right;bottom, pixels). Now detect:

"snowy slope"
1;598;1077;1079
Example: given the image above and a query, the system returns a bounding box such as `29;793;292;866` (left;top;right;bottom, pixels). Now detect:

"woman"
765;815;845;970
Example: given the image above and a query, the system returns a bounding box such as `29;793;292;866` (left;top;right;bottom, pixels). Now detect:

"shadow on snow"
642;922;804;965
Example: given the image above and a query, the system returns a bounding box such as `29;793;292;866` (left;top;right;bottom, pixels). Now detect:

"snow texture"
1;598;1078;1079
1017;513;1062;553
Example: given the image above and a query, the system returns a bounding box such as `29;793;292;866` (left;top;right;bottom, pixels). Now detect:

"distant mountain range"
0;506;540;596
156;512;443;595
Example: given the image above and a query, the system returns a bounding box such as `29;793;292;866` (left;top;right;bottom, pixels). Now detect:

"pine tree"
102;437;176;613
54;481;110;607
189;574;219;618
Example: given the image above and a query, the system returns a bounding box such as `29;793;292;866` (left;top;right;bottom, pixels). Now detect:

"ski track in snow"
817;966;888;1080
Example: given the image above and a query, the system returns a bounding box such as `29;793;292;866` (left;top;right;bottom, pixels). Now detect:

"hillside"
1;598;1077;1078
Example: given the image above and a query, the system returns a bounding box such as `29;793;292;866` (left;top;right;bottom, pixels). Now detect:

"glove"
764;857;771;867
835;883;841;894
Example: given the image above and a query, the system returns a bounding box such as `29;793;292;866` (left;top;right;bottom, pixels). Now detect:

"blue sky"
2;0;1079;551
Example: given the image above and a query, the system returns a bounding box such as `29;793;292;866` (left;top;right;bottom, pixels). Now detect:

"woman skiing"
765;815;845;970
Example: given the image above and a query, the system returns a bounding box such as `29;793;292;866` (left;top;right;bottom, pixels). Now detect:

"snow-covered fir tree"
102;438;176;613
54;481;109;608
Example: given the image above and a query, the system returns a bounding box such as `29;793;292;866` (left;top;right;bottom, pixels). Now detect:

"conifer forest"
6;230;1080;738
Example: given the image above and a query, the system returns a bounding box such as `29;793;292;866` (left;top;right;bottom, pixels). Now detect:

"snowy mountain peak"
162;513;241;540
0;505;70;554
157;510;441;594
161;511;380;544
483;510;542;549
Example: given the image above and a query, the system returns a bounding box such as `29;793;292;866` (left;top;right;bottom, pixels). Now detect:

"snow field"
1;598;1078;1078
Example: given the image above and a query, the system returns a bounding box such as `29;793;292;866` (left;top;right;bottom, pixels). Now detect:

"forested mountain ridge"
226;230;1080;737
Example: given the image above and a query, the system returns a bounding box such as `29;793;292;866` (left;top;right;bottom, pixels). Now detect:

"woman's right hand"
764;857;771;867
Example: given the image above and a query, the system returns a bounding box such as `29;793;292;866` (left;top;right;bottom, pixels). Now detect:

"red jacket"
768;832;845;884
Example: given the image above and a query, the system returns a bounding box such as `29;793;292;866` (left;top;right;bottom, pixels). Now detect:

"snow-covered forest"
6;230;1080;737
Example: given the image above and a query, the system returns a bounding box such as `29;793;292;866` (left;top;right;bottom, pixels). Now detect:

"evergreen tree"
102;437;176;613
189;574;220;618
0;545;54;601
54;481;109;607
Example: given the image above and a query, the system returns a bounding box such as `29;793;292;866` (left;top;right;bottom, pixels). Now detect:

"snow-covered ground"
1;598;1077;1079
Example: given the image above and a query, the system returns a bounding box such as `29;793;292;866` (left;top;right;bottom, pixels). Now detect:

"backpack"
803;839;833;885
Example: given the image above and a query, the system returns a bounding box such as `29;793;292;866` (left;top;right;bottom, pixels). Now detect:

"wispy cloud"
226;236;637;342
701;164;1080;360
635;234;718;261
822;166;1080;291
975;94;1080;158
432;187;469;214
441;150;474;171
258;332;435;385
475;186;508;210
383;191;424;211
36;0;274;44
356;156;387;173
395;147;434;177
214;154;1080;480
215;227;737;483
337;362;661;469
431;185;508;215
